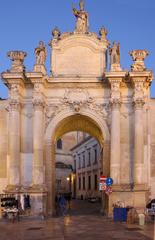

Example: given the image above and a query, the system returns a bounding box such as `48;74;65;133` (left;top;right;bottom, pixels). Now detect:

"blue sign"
106;177;113;186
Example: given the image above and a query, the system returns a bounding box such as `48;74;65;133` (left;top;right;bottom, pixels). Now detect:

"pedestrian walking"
58;194;67;216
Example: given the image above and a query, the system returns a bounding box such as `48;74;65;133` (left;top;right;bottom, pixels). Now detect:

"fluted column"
8;100;21;188
109;79;122;185
134;99;145;185
32;99;44;187
110;100;121;184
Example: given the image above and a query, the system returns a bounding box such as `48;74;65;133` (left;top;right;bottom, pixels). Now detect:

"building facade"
0;0;155;216
55;132;85;194
72;136;101;200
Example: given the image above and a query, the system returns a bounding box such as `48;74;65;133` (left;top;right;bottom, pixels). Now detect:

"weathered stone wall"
150;99;155;198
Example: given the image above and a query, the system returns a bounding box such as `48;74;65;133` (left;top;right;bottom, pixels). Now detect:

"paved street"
0;200;154;240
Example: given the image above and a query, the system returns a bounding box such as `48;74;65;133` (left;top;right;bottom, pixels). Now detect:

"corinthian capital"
32;98;44;110
133;98;145;110
9;99;21;111
110;98;121;109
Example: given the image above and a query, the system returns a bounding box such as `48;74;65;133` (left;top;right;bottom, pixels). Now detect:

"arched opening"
45;112;110;216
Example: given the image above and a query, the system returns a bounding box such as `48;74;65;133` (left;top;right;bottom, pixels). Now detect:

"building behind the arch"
0;0;155;216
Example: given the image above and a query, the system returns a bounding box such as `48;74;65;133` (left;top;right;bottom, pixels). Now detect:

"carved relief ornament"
32;83;45;110
44;89;108;129
133;80;145;109
110;80;121;108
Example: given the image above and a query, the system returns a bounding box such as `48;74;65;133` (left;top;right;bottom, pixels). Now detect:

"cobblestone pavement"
0;200;154;240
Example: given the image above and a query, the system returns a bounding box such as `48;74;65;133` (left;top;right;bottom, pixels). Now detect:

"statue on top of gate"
72;0;89;34
33;41;47;75
109;42;122;71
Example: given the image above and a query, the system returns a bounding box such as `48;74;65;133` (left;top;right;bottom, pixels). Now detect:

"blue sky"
0;0;155;98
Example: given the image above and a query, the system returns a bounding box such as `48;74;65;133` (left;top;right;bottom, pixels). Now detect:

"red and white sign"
100;176;107;182
99;182;107;191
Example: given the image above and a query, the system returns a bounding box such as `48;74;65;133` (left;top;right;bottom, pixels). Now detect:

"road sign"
100;176;107;182
99;182;107;191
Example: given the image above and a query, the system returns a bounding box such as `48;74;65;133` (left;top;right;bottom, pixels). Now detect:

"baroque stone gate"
0;0;154;216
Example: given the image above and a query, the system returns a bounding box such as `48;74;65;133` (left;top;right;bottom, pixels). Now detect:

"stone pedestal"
33;64;46;75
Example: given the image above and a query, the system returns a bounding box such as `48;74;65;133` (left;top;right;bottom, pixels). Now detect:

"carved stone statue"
72;0;89;34
129;50;149;72
35;41;47;65
109;42;121;71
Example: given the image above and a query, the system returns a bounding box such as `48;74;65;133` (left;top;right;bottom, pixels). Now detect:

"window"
94;174;97;190
79;177;81;190
78;156;81;169
74;159;76;171
88;175;91;190
87;150;91;166
83;176;85;190
82;154;85;168
94;148;97;164
57;139;62;149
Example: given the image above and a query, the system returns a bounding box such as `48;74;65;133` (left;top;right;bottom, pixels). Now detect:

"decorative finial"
52;27;61;39
7;51;27;73
129;50;149;72
99;27;108;40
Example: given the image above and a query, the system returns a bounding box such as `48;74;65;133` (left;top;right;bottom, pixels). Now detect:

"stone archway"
44;109;110;215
